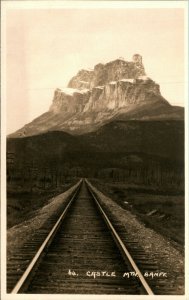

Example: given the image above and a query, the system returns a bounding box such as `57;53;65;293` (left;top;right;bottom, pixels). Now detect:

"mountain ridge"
7;120;184;189
8;54;184;138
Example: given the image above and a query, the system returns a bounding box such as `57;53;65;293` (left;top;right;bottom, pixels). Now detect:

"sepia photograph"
1;1;188;299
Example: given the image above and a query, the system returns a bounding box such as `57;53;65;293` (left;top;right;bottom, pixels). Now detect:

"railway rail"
7;179;170;294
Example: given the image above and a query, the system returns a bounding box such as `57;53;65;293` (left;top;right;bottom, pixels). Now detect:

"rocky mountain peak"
50;55;161;115
68;55;146;90
9;55;183;138
132;53;143;64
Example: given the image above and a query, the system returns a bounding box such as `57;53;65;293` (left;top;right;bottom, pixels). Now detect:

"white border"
1;1;188;300
1;0;188;9
184;2;189;298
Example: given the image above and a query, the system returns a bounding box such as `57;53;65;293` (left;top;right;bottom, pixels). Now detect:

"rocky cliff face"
68;54;145;89
50;77;162;114
9;54;184;138
50;54;165;114
50;88;91;114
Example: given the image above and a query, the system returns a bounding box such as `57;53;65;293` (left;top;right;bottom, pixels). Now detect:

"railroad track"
7;179;163;294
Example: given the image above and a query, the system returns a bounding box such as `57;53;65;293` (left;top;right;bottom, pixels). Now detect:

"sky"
5;5;186;134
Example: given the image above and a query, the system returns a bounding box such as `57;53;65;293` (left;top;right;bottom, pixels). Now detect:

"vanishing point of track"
8;179;155;294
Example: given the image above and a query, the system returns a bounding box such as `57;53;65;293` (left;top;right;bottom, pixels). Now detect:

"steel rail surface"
86;180;154;295
11;181;82;294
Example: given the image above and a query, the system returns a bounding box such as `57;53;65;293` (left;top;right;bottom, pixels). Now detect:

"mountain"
9;54;184;138
7;120;184;189
68;54;146;89
8;120;184;161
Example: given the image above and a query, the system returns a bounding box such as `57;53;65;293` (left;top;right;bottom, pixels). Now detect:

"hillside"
7;120;184;192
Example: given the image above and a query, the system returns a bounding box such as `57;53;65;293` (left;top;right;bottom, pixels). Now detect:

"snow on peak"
120;79;135;83
138;75;150;81
59;88;78;96
85;68;94;72
57;88;89;96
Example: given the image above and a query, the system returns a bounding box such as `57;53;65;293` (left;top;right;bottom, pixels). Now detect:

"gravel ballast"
87;179;184;295
7;180;81;259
